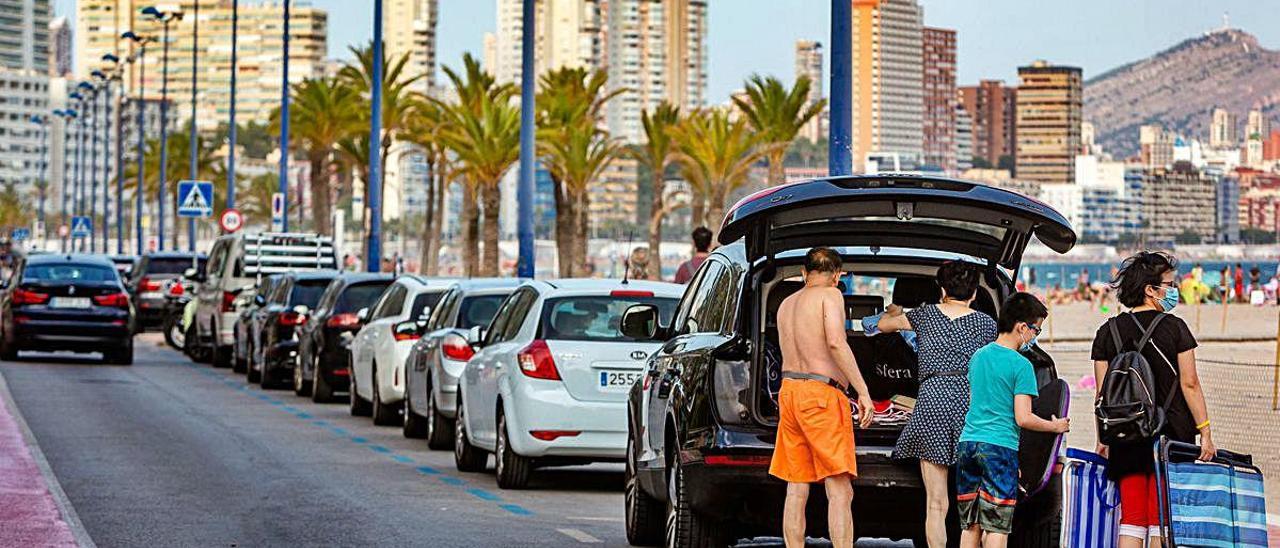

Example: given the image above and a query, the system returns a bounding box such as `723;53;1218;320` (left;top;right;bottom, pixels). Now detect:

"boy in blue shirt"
956;292;1070;547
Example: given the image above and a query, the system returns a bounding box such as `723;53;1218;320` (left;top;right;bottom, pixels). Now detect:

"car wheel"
424;378;454;450
453;394;488;472
0;336;18;361
104;339;134;365
212;344;232;368
312;355;334;403
665;452;726;548
232;337;248;374
371;363;399;426
495;408;532;489
293;357;312;397
402;377;430;439
349;369;372;416
164;315;185;349
625;436;663;546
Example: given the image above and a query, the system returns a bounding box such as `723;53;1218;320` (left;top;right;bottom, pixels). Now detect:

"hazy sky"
55;0;1280;103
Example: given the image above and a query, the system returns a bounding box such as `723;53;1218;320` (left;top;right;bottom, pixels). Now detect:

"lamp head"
66;109;78;118
77;81;94;91
121;30;140;41
69;91;82;100
102;53;120;64
52;109;65;116
141;6;161;17
91;70;107;80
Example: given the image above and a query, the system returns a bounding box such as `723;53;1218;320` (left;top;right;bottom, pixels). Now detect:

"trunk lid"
545;340;661;403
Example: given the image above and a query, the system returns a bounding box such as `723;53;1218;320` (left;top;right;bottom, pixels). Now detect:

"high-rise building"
47;15;69;77
76;0;329;126
954;104;972;172
384;0;438;93
482;32;497;74
1;0;51;72
1245;108;1272;141
1139;124;1175;169
605;0;708;144
1015;60;1082;184
922;26;956;172
794;39;824;143
1140;162;1217;244
958;80;1016;168
494;0;604;87
1209;107;1238;149
851;0;923;171
0;0;52;195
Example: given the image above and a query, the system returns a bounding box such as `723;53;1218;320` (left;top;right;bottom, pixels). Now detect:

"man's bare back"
777;284;850;386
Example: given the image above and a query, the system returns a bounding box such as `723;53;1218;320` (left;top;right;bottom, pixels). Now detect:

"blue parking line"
439;476;466;486
416;466;440;475
391;455;414;464
368;445;391;453
500;504;532;515
350;436;368;444
330;427;349;436
467;488;500;501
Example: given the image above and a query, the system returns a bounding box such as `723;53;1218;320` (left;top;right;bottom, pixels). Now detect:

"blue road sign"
11;228;30;241
177;180;214;218
71;216;93;238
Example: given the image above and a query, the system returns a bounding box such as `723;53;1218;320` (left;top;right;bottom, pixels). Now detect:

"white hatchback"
454;279;682;489
349;276;455;425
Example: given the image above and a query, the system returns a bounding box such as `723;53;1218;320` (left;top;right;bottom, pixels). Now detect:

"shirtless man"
769;247;875;548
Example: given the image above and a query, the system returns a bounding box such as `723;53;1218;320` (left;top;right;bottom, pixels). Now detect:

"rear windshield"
458;294;507;329
145;257;206;275
335;282;392;313
539;296;678;342
290;280;332;308
409;291;445;321
24;263;118;282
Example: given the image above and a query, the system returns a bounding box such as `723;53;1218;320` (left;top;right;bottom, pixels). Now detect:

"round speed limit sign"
219;208;244;233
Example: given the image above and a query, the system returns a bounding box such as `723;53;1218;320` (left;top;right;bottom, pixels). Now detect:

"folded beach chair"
1155;437;1269;547
1061;448;1120;548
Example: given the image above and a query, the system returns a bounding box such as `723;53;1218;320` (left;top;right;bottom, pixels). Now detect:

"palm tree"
733;74;826;185
0;183;31;229
235;173;279;228
631;102;681;279
122;132;220;244
671;109;770;237
272;77;362;236
536;67;626;277
402;99;452;275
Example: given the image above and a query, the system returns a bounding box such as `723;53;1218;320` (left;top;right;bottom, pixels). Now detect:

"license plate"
50;297;91;309
599;370;643;392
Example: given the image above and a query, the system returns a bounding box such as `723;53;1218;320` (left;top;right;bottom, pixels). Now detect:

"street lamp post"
144;6;180;251
69;90;86;246
29;115;49;235
122;31;150;254
226;0;238;211
366;0;383;272
829;0;852;176
515;0;536;278
87;77;105;254
54;108;75;251
187;0;199;251
104;53;125;254
278;0;290;231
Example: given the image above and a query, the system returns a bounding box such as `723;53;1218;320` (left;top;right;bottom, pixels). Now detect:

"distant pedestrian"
674;226;712;284
627;247;651;280
1234;263;1245;303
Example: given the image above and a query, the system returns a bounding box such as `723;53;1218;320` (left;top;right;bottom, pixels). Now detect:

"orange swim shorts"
769;378;858;483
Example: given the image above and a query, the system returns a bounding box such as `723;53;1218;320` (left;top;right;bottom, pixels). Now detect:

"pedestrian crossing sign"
70;216;92;238
177;180;214;218
11;227;30;241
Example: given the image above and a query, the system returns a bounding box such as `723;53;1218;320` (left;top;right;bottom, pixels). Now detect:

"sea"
1022;260;1280;289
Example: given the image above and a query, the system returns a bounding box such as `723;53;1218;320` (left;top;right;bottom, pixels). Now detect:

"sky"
55;0;1280;103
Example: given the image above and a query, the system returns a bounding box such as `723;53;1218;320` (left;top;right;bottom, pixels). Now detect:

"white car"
454;279;682;489
349;276;455;425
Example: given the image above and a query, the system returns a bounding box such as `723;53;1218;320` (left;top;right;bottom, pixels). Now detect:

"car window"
682;261;728;334
145;257;206;275
670;263;710;333
427;289;458;330
500;290;538;341
539;295;679;342
23;263;118;282
315;281;341;313
337;281;392;314
269;279;292;304
457;293;509;330
206;240;227;280
408;290;445;321
372;285;406;319
485;289;525;345
289;280;331;308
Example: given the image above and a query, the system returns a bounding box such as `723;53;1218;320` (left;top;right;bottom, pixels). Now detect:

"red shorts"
1118;473;1162;539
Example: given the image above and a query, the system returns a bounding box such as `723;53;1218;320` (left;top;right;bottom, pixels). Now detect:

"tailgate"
546;340;659;403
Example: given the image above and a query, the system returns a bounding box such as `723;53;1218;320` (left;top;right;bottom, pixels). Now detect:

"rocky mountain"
1084;29;1280;158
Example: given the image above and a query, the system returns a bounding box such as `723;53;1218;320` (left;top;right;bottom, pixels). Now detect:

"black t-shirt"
1090;311;1199;477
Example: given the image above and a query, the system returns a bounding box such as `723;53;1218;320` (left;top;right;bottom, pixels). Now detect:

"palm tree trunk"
705;186;726;243
769;150;786;186
419;155;436;274
553;178;574;277
480;181;501;277
462;181;479;277
427;165;446;275
309;153;331;236
574;190;590;277
646;170;664;279
690;190;706;232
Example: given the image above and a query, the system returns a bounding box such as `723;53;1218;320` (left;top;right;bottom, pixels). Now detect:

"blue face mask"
1020;324;1041;352
1158;286;1179;312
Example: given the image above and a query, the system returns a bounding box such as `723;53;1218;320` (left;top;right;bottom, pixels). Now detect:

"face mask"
1158;286;1179;312
1020;328;1038;352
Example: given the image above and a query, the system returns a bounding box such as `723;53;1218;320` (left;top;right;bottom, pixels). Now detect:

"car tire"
104;339;134;365
312;355;335;403
0;337;18;361
212;344;232;368
246;355;262;384
371;363;399;426
625;436;663;546
402;379;430;439
665;453;726;548
349;370;372;416
495;409;532;489
424;378;454;450
453;394;488;473
164;315;185;349
293;358;312;397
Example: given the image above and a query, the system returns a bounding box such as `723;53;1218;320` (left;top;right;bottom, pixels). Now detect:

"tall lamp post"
29;115;49;236
829;0;852;176
366;0;382;271
122;31;151;254
226;0;238;211
53;108;75;251
515;0;536;278
278;0;291;231
143;5;180;251
186;0;199;251
79;81;100;253
69;89;86;244
104;53;125;254
91;70;112;253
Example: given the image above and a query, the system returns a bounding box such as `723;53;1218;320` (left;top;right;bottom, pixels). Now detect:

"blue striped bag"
1062;448;1120;548
1156;438;1270;547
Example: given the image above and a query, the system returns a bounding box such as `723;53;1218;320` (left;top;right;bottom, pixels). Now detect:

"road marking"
557;528;602;543
467;488;500;501
568;516;624;522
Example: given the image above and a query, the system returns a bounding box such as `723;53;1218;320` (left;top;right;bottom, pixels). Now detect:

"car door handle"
657;369;676;399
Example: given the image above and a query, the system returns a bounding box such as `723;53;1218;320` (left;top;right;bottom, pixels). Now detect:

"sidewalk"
0;372;83;547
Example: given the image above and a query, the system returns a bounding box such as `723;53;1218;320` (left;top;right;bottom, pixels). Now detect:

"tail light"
611;289;654;298
139;276;162;292
441;333;474;361
392;320;421;341
167;283;184;296
12;288;50;305
278;311;306;326
92;292;130;308
326;313;360;328
517;340;560;380
529;430;579;441
221;291;236;312
704;454;771;467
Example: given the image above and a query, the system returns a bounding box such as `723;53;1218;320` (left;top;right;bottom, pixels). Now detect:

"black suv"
248;271;336;389
295;272;393;402
127;251;206;327
619;175;1077;547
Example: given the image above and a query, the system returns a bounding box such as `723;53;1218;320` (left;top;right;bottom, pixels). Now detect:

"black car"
618;175;1077;547
128;251;206;327
249;271;336;389
109;255;138;281
294;272;393;402
0;254;135;364
232;275;281;373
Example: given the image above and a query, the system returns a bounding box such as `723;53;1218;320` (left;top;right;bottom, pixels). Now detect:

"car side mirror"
393;320;419;339
253;294;266;307
183;267;205;282
293;304;310;316
621;304;663;341
356;307;370;323
466;325;487;349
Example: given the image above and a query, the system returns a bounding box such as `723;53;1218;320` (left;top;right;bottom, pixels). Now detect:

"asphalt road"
1;335;908;547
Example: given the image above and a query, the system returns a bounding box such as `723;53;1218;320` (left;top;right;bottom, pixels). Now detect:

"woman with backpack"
1091;251;1215;546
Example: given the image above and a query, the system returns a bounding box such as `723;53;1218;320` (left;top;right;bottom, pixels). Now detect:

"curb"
0;370;96;548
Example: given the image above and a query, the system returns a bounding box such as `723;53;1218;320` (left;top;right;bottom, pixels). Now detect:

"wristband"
1196;420;1210;430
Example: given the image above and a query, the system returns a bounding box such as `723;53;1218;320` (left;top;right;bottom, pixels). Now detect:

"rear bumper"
316;346;351;389
215;311;238;346
504;383;627;459
12;320;131;351
264;341;299;374
135;294;168;322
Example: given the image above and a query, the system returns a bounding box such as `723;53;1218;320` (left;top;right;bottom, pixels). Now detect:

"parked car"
295;272;393;402
0;253;135;364
403;278;523;447
232;275;281;374
191;232;337;367
246;271;336;388
349;276;455;425
109;255;138;281
128;251;205;328
618;175;1077;547
453;279;682;490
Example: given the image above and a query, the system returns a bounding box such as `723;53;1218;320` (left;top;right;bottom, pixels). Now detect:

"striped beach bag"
1062;448;1120;548
1155;438;1270;547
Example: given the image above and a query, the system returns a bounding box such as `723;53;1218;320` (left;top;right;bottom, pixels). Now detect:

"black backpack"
1095;313;1178;445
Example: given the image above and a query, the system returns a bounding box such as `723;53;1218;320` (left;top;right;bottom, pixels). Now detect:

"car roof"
141;251;206;259
287;270;340;281
24;253;114;266
448;278;528;292
400;275;462;289
531;278;684;297
335;272;394;284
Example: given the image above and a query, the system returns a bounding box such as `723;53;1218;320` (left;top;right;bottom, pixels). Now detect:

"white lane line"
567;516;624;522
557;528;602;543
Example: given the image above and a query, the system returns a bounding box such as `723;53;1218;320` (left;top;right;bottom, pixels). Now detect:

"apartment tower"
1209;107;1238;149
0;0;52;191
958;80;1016;169
384;0;438;93
605;0;708;144
1015;60;1082;184
850;0;924;172
494;0;604;88
922;26;956;172
794;39;824;143
47;15;69;76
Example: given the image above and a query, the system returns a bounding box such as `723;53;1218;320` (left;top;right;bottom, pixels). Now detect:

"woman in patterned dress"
878;261;997;548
